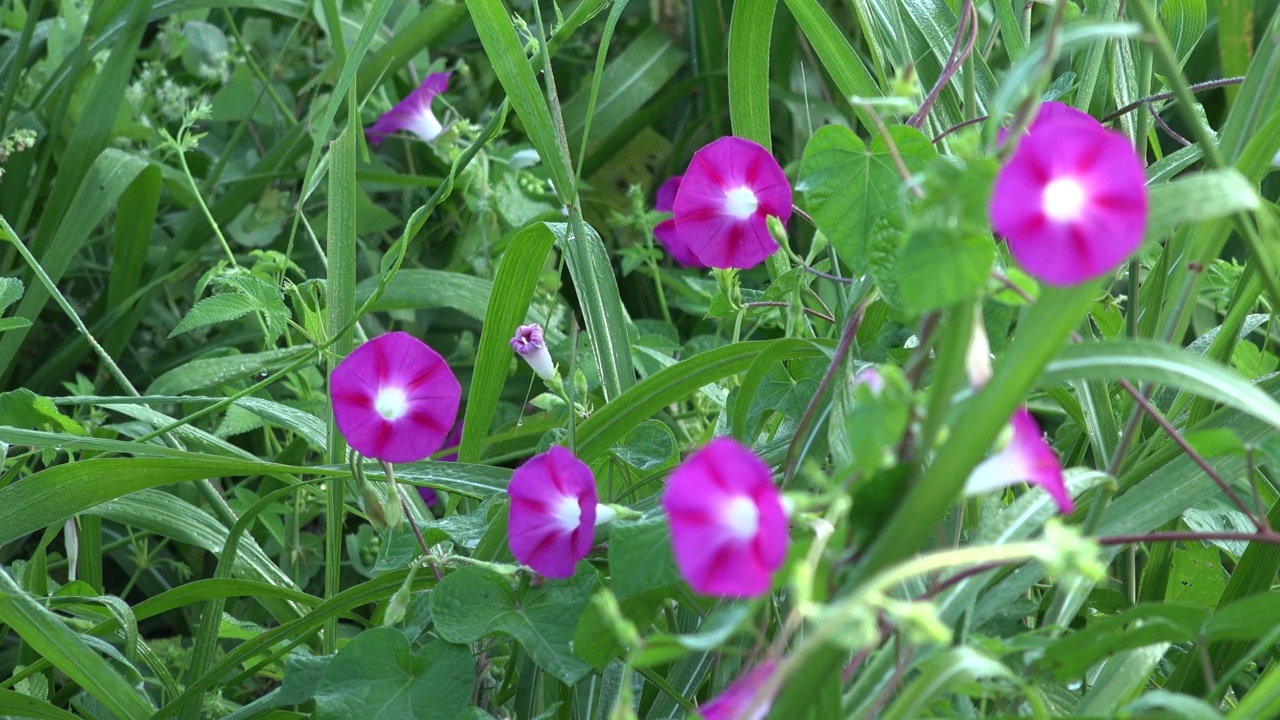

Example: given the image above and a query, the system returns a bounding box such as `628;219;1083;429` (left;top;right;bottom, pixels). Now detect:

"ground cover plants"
2;0;1280;717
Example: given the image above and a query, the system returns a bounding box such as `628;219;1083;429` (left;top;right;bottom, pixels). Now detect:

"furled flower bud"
510;323;556;381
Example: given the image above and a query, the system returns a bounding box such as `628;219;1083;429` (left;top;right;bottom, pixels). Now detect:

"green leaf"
429;565;599;684
562;26;686;153
168;293;260;338
0;688;81;720
464;0;574;197
552;221;635;402
727;0;777;148
313;630;474;720
459;223;555;463
1041;339;1280;435
1144;169;1261;244
0;457;321;547
145;345;313;396
610;420;678;474
1035;603;1206;680
896;230;994;314
0;388;86;436
1166;544;1227;609
781;0;880;129
608;516;681;600
0;567;155;720
0;276;23;313
576;339;802;464
798;125;935;273
1160;0;1207;67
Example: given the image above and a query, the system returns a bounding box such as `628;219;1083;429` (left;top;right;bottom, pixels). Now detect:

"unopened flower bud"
510;324;556;381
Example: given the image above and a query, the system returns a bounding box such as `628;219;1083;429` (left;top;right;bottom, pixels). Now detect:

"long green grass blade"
727;0;778;148
0;567;155;720
459;223;556;463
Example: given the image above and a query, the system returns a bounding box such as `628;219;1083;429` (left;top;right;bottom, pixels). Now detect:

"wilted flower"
507;446;598;578
673;137;793;269
964;407;1073;513
662;438;789;597
330;332;461;463
366;71;451;145
511;323;556;381
989;112;1147;286
653;175;704;267
699;661;779;720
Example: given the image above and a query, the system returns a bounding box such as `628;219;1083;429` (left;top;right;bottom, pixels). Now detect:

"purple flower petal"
510;323;556;380
965;407;1073;513
997;100;1100;147
989;121;1147;286
507;446;598;578
330;332;461;463
655;175;682;213
673;137;792;269
699;661;779;720
662;438;789;597
366;71;452;145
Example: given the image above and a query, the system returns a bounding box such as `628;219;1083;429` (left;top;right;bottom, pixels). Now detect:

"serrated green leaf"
0;276;23;313
168;294;260;338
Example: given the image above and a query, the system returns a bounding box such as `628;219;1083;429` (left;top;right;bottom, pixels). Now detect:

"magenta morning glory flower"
366;71;451;145
964;407;1073;513
511;323;556;381
653;175;704;267
699;661;779;720
673;137;793;269
507;446;598;578
330;332;461;464
996;100;1099;147
662;438;789;597
851;366;885;396
989;116;1148;286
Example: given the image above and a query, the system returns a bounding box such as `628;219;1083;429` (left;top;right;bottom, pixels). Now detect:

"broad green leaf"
798;125;935;273
608;516;681;600
357;460;510;500
429;565;598;684
355;269;495;320
610;420;678;474
313;630;473;720
145;345;313;396
897;230;994;314
459;223;555;463
881;647;1026;720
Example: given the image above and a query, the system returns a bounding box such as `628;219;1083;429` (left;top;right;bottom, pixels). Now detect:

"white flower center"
1042;177;1087;222
724;186;759;220
552;496;582;533
410;109;444;142
722;495;760;541
374;387;409;421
